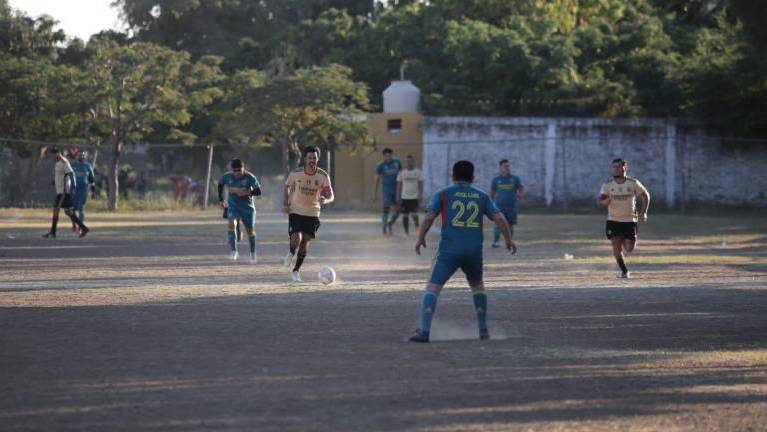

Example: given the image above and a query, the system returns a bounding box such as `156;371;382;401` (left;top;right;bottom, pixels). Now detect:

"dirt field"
1;208;766;431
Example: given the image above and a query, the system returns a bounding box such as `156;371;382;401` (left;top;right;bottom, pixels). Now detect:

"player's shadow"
2;284;767;431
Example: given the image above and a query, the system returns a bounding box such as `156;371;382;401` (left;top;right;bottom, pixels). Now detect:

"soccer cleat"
491;242;500;248
480;328;490;340
229;251;239;261
78;227;89;238
283;252;296;268
409;329;430;343
249;252;258;265
619;271;631;279
42;232;56;238
290;271;302;282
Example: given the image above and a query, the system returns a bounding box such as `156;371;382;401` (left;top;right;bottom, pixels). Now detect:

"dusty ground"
0;208;766;431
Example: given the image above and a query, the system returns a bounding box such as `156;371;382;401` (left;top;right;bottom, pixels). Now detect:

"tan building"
334;80;423;209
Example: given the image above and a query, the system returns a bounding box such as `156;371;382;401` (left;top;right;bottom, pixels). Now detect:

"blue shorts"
429;251;483;286
382;189;398;206
227;204;256;228
499;208;517;225
72;188;89;211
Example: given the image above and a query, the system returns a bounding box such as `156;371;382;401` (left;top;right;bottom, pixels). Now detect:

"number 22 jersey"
427;183;500;255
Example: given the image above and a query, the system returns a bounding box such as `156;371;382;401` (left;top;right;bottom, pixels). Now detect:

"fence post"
203;144;214;210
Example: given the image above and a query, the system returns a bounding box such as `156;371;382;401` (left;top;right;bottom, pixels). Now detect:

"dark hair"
612;158;627;166
452;160;474;182
499;159;509;166
304;146;320;157
230;158;243;169
382;148;393;155
48;147;60;154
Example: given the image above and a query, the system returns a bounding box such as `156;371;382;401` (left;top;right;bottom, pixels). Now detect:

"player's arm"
517;179;526;198
320;180;334;205
415;210;438;255
638;184;651;223
396;179;402;204
418;179;424;203
217;181;227;208
490;179;497;201
65;171;76;194
283;174;295;214
597;184;610;207
250;177;262;197
373;174;380;202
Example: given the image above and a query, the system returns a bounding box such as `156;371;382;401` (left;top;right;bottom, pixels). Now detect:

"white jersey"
397;168;422;200
599;177;648;223
54;159;74;194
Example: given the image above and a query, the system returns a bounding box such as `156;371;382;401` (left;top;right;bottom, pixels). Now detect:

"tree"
81;40;224;210
216;64;372;175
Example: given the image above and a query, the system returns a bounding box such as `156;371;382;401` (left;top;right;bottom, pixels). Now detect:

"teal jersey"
376;159;402;194
491;175;523;210
427;183;499;254
70;161;94;191
220;172;260;209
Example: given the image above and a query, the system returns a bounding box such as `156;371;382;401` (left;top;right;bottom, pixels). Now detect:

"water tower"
383;68;421;113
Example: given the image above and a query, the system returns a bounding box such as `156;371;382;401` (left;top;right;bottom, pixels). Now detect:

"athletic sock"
473;293;488;331
382;210;389;233
402;215;410;235
293;253;306;272
68;213;87;229
50;215;59;235
289;245;296;255
248;235;256;254
420;292;438;334
78;210;85;222
227;230;236;252
389;209;399;225
617;257;628;273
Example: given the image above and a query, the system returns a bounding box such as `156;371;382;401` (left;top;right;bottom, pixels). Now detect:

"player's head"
230;158;244;178
405;154;415;169
499;159;510;175
611;158;627;178
452;160;474;184
48;147;63;160
76;151;87;162
382;148;393;162
304;146;320;170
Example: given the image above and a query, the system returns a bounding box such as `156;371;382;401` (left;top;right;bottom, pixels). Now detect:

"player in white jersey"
396;155;423;235
597;158;650;279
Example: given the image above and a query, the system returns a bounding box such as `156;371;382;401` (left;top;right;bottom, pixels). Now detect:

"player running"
410;160;516;343
43;148;89;238
70;150;95;233
373;148;402;236
218;159;261;264
283;146;334;282
396;155;423;235
597;158;650;279
490;159;525;248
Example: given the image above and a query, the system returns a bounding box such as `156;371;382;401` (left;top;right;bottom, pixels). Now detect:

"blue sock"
248;235;256;254
420;292;438;334
78;210;85;222
493;226;500;243
473;293;488;331
389;209;399;225
227;230;236;252
382;210;389;232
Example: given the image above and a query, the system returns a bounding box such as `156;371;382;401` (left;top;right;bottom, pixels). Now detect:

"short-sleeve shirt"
600;177;649;223
397;168;423;200
491;175;523;210
286;167;332;217
71;161;94;191
427;183;500;254
54;159;74;194
220;171;260;209
376;159;402;195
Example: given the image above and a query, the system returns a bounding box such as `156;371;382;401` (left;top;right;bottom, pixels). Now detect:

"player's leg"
243;208;257;264
387;203;399;234
227;215;238;261
463;255;489;340
412;211;420;231
381;205;389;235
285;214;302;268
63;197;89;237
612;237;629;277
293;236;311;273
44;196;62;237
401;207;410;235
410;252;458;343
623;223;637;253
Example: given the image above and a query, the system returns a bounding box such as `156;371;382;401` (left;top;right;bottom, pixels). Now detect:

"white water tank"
383;80;420;113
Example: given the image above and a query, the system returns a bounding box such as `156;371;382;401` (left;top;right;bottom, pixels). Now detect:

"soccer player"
218;159;261;264
410;160;517;343
70;150;95;233
43;148;89;238
283;146;334;282
396;155;423;235
373;148;402;236
490;159;525;248
597;158;651;279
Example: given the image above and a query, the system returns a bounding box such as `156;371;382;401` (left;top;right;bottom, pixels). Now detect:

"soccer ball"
318;266;336;285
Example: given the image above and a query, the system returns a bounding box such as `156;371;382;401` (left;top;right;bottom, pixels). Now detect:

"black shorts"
606;220;637;241
53;194;73;209
400;199;419;213
289;213;321;238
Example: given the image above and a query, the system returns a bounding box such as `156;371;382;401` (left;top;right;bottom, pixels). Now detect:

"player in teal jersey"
373;148;402;236
218;159;261;264
70;151;95;233
490;159;525;248
410;161;517;343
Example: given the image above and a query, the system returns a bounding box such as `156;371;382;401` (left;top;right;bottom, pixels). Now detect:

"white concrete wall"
423;117;767;207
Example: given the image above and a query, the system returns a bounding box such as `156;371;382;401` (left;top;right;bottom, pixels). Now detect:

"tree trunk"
107;134;123;211
290;139;302;169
